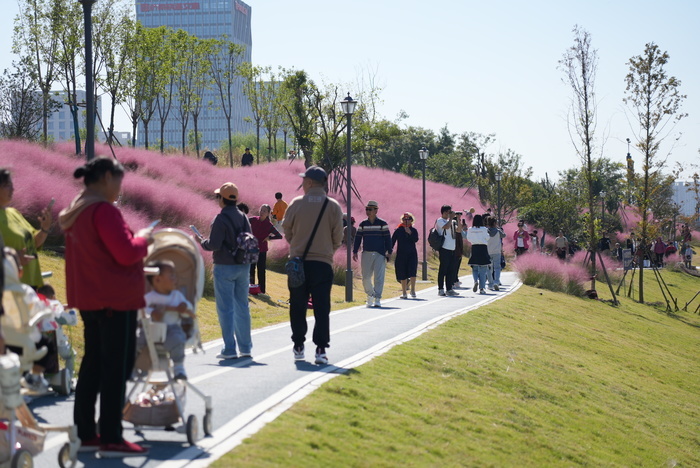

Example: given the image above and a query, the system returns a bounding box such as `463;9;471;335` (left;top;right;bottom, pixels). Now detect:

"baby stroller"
124;228;212;446
0;254;79;467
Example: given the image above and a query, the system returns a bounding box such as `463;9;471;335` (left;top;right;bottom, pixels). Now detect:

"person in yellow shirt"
271;192;288;234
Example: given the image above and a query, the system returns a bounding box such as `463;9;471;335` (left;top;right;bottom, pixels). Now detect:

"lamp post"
341;93;357;302
79;0;97;161
495;172;502;225
600;190;606;227
419;146;429;280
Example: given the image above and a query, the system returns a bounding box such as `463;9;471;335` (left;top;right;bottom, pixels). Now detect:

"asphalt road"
30;272;521;467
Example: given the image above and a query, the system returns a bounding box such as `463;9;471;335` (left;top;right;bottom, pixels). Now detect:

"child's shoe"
21;373;49;393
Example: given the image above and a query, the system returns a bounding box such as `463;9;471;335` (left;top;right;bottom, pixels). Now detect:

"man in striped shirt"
353;200;392;307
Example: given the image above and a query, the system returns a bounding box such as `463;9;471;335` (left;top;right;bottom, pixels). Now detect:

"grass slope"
219;280;700;467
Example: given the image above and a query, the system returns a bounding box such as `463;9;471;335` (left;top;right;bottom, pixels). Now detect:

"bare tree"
560;25;601;293
623;42;687;303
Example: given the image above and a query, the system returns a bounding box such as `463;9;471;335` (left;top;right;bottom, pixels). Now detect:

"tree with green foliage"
519;193;582;245
623;42;687;303
208;38;244;167
187;38;215;158
239;63;268;164
13;0;63;144
280;69;318;168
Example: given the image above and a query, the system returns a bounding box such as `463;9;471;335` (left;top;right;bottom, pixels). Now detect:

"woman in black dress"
391;212;419;298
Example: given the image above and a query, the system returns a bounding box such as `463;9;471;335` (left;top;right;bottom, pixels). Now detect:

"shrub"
513;253;588;296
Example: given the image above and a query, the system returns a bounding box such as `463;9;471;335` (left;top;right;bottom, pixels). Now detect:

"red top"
249;216;281;253
64;202;148;311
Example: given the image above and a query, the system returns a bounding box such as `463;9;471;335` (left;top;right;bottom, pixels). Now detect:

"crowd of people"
0;157;697;460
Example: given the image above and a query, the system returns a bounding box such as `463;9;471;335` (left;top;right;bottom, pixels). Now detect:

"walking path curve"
31;272;521;467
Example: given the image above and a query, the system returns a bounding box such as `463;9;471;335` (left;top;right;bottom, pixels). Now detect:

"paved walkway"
31;272;521;467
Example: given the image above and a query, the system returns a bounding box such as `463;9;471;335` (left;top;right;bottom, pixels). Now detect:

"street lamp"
79;0;97;161
419;146;429;280
341;93;357;302
495;172;502;226
600;190;606;227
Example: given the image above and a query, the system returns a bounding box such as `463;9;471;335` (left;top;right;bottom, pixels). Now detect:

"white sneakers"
367;296;381;307
366;295;374;307
374;297;381;307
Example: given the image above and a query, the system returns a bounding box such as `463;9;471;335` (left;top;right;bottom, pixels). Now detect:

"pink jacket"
513;229;530;250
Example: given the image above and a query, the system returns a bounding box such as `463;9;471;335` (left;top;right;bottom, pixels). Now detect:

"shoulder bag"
285;197;329;289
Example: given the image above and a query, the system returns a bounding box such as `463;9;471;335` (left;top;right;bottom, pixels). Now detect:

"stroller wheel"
55;369;72;396
58;443;71;468
203;410;213;436
186;414;199;446
11;448;33;468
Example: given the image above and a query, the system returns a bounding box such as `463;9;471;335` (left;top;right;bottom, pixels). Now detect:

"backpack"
233;231;259;265
428;228;445;250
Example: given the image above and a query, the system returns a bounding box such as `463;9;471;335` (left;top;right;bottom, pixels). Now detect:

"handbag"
500;251;506;268
285;197;329;289
428;228;445;250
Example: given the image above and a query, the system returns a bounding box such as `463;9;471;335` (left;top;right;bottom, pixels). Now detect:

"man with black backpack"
283;166;343;365
198;182;255;361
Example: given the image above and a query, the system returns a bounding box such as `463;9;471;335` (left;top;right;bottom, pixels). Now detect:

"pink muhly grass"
513;252;588;296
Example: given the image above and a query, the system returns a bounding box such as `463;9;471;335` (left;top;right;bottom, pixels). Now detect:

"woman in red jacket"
59;157;154;458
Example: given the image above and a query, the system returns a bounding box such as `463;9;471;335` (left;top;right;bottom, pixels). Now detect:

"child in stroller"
136;259;195;380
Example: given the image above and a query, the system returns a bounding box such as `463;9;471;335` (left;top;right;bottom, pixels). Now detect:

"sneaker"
473;283;479;292
21;373;49;393
98;440;149;458
410;291;416;298
446;289;459;296
216;352;238;360
78;435;101;453
314;347;328;365
293;345;305;361
173;373;188;381
400;293;407;299
438;289;446;296
374;297;381;307
494;284;500;291
480;289;486;295
239;352;252;358
172;364;187;380
454;281;462;288
366;295;374;307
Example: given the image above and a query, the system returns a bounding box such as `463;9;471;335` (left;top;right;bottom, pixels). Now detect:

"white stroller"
0;254;79;468
124;228;213;446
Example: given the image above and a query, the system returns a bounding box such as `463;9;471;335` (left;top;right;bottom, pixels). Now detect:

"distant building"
673;181;699;220
135;0;254;151
42;90;103;143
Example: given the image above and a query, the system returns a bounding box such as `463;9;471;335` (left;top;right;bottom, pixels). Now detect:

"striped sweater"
353;217;392;255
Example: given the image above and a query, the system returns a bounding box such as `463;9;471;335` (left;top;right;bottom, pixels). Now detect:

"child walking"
137;260;195;380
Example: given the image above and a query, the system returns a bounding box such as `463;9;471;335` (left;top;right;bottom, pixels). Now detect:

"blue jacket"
353;217;392;255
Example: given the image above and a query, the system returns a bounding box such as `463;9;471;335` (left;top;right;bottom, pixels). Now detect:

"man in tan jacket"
283;166;343;365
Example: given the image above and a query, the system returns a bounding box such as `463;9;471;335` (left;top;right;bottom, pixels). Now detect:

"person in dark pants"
282;166;343;365
435;205;459;296
59;157;153;458
249;204;282;295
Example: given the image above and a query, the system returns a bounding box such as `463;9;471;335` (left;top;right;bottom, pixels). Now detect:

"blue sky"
2;0;698;180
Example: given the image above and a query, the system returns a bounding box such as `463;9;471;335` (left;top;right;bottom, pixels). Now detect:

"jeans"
472;264;489;290
213;263;252;355
488;252;502;287
74;309;137;444
289;261;333;349
361;251;387;298
250;251;268;293
438;247;456;291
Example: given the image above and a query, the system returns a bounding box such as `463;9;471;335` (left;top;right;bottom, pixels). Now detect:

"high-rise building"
135;0;254;151
41;90;103;143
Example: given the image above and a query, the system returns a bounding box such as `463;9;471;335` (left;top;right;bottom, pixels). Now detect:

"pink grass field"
0;140;695;269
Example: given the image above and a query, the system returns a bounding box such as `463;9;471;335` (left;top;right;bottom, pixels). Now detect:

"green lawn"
218;273;700;467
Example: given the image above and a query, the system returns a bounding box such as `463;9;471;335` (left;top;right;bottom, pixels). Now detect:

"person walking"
249;204;282;296
435;205;459;296
59;157;153;457
554;230;569;260
486;217;506;290
353;200;392;307
466;214;491;294
283;166;343;365
271;192;288;234
513;221;529;256
198;182;253;360
391;212;419;299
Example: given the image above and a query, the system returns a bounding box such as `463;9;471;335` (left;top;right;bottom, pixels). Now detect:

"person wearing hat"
241;148;254;167
283;166;343;365
353;200;392;307
198;182;254;360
